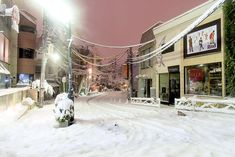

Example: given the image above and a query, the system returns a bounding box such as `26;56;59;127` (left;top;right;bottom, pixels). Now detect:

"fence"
130;97;160;107
175;97;235;114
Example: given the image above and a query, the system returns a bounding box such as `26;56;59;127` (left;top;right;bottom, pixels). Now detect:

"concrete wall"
0;87;28;112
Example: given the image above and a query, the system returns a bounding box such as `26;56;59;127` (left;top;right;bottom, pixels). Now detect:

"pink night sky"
22;0;207;56
72;0;207;56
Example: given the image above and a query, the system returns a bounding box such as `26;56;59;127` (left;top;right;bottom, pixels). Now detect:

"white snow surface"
0;91;235;157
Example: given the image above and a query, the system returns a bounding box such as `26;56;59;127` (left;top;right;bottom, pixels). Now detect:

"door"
169;73;180;105
145;79;152;98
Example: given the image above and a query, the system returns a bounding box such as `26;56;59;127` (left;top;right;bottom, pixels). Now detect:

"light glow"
35;0;73;24
49;52;60;61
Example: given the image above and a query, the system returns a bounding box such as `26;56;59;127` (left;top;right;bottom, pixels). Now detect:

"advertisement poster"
184;19;221;57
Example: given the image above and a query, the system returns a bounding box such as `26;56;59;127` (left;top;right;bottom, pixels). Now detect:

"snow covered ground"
0;91;235;157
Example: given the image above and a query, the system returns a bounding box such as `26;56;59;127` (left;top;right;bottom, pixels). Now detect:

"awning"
0;63;10;75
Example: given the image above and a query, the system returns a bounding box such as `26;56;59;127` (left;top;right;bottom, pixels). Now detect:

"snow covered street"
1;91;235;157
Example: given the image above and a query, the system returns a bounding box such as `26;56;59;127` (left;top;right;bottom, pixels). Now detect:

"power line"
72;35;155;49
128;0;225;64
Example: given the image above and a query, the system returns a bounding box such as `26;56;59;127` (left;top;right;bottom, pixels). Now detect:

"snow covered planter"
54;93;74;127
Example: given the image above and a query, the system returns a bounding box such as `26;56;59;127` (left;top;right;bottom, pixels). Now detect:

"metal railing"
130;97;160;107
175;97;235;114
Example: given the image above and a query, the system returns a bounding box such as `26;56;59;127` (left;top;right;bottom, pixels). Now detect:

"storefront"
153;0;225;102
183;18;223;97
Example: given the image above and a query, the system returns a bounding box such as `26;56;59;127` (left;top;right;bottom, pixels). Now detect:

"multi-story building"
17;10;37;86
152;0;227;104
0;0;18;88
137;22;162;98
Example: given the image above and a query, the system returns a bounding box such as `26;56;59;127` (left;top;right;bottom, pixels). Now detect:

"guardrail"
130;97;160;107
175;97;235;114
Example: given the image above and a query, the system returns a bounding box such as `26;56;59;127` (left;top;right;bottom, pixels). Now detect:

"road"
0;91;235;157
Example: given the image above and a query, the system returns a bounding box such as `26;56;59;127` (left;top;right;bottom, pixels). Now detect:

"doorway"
169;73;180;105
145;79;152;98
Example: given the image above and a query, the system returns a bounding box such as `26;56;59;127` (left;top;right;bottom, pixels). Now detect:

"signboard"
168;65;179;73
184;19;221;58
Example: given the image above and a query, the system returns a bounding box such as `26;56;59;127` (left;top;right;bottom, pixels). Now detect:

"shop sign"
184;19;221;58
168;65;179;73
189;68;204;81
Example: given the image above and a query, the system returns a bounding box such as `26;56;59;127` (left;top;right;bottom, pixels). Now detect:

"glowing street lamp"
35;0;75;103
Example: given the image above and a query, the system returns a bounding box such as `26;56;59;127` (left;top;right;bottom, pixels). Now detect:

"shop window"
17;74;34;84
19;48;34;59
185;62;222;96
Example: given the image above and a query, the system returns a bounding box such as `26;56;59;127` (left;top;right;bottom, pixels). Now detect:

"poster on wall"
184;19;221;57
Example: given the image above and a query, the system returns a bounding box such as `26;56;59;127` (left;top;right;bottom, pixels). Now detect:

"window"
19;25;36;33
140;48;153;69
162;45;174;54
0;33;9;63
19;48;35;59
185;62;222;96
17;74;34;84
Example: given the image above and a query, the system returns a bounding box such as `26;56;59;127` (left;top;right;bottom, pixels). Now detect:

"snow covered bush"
54;93;68;105
54;93;74;124
31;79;54;96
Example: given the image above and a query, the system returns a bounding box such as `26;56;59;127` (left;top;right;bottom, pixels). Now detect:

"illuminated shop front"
185;62;222;96
183;18;223;97
17;73;34;85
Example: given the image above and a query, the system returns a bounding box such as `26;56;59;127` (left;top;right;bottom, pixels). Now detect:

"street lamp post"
67;21;74;101
35;0;74;103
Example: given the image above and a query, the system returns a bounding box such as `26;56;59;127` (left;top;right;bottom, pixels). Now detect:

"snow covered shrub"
31;79;54;96
54;93;68;106
54;93;74;123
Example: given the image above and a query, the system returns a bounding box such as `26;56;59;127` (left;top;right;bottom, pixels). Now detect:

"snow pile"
32;79;54;96
22;97;35;106
54;93;74;123
0;103;28;124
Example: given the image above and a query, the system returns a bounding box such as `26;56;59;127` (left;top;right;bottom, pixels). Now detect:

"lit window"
185;62;222;96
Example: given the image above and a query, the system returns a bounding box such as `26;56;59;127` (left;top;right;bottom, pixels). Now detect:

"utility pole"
127;47;133;99
39;9;48;106
129;47;134;97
